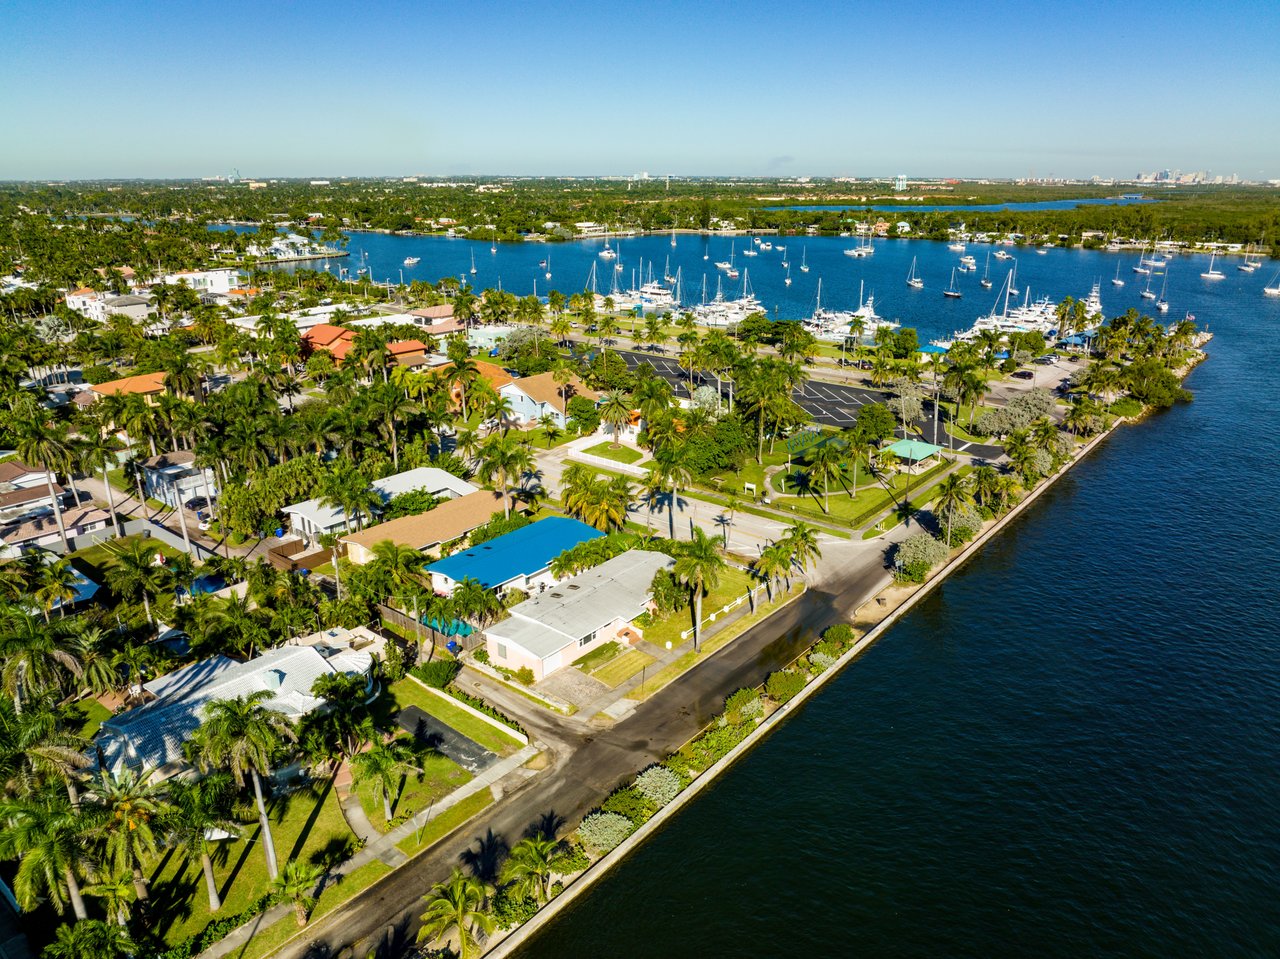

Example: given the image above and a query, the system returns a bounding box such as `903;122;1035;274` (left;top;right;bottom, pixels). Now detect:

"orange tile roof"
474;360;514;391
91;371;167;396
303;324;353;348
68;286;97;297
329;340;355;362
505;371;597;415
387;339;430;356
409;304;454;320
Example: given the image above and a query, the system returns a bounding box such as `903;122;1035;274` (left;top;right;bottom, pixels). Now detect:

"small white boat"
469;251;477;275
980;252;993;289
760;241;773;251
948;240;966;252
403;256;420;266
1200;253;1224;280
1263;268;1280;296
599;239;616;260
1111;261;1125;287
784;265;792;287
800;246;809;273
726;268;739;279
1155;272;1169;312
906;256;924;289
545;253;551;281
1036;248;1048;255
1140;274;1156;299
943;268;962;299
994;250;1012;260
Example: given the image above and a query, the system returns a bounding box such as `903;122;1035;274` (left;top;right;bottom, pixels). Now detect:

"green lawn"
592;649;654;688
573;641;622;672
642;566;754;650
767;458;952;526
69;534;184;580
388;679;521;757
67;697;112;738
353;751;471;833
396;788;494;855
521;425;579;449
147;776;352;947
582;441;644;465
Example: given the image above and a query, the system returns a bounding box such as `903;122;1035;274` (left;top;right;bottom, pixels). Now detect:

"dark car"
184;495;214;511
1012;370;1035;380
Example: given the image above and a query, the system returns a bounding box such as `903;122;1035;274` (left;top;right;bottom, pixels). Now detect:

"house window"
578;632;594;647
496;643;507;660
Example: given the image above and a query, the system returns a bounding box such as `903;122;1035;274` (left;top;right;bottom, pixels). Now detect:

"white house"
499;371;599;429
139;451;218;510
484;550;673;681
283;467;477;545
161;269;240;296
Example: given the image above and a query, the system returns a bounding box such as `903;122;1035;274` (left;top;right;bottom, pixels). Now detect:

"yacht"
403;256;420;266
1200;253;1224;280
993;249;1012;260
960;254;976;268
1111;261;1125;287
906;256;924;289
804;280;898;342
1264;268;1280;296
943;268;963;299
1082;282;1104;319
599;239;616;260
760;241;773;251
948;240;966;252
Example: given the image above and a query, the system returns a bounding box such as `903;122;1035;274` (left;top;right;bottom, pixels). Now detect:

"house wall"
487;615;628;682
143;466;218;509
500;385;565;428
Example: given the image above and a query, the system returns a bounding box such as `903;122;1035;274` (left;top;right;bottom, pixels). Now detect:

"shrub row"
157;894;274;959
443;685;526;736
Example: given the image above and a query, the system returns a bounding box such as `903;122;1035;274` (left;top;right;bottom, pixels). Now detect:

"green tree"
351;736;419;823
11;409;71;549
418;868;495;959
103;538;168;625
94;767;164;901
42;919;134;959
0;793;97;920
598;390;633;448
476;432;533;519
186;691;298;880
673;528;725;648
934;473;975;547
272;859;325;928
500;835;570;904
165;772;239;912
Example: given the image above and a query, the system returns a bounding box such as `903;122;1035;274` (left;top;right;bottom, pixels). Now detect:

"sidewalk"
198;745;540;959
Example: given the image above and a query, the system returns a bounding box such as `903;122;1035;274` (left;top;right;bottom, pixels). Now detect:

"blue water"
222;225;1266;346
512;274;1280;955
765;197;1158;213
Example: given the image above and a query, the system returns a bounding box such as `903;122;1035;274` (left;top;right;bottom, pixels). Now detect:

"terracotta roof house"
339;489;510;565
90;370;168;400
499;372;599;428
303;324;354;351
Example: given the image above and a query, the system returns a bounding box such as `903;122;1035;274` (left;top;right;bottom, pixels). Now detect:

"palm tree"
806;442;845;514
934;473;975;547
417;868;495;959
674;528;725;649
598;390;633;448
43;919;135;959
447;339;480;420
35;558;80;622
476;433;534;519
94;767;163;901
971;464;1001;512
11;409;71;550
272;859;325;927
104;538;167;625
78;433;124;539
166;772;239;912
538;413;562;448
0;793;98;919
186;691;298;880
0;612;83;713
351;737;418;823
501;835;569;903
84;871;136;927
782;522;823;580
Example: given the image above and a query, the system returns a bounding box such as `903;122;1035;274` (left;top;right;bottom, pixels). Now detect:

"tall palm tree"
0;793;98;919
673;528;725;649
934;473;975;547
751;542;791;603
805;442;845;514
417;868;495;959
84;871;136;927
476;433;533;519
186;691;298;880
78;433;124;538
350;736;418;823
272;859;325;927
93;767;163;901
165;772;239;912
500;834;569;903
0;611;83;713
782;522;823;579
598;390;633;448
104;538;168;625
35;558;80;622
42;919;134;959
11;409;71;549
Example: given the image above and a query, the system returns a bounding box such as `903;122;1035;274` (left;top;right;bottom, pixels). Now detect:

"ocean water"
226;225;1268;347
510;272;1280;955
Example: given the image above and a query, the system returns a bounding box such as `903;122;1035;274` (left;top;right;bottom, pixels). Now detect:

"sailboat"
545;253;551;281
1140;273;1156;299
1133;243;1151;274
1111;260;1125;287
943;268;962;298
980;252;993;289
671;227;677;248
799;246;809;273
906;256;923;289
663;256;674;284
1200;253;1224;280
599;237;616;260
491;227;497;254
1263;268;1280;296
1156;271;1170;313
1007;261;1019;297
469;250;477;275
1238;245;1258;272
784;265;792;287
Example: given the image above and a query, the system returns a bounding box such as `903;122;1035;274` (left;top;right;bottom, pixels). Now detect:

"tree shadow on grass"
285;775;336;865
219;822;261;903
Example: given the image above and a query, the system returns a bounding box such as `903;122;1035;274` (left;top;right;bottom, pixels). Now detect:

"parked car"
198;518;213;531
184;495;214;511
1012;370;1035;380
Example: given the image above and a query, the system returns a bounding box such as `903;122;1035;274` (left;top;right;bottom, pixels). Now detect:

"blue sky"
4;0;1277;180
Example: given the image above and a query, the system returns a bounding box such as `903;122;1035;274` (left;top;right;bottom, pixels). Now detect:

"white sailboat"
469;250;477;275
1133;243;1151;275
1200;253;1224;280
545;253;551;281
491;227;497;254
1140;273;1156;299
906;256;923;289
1111;261;1125;287
1263;268;1280;296
784;265;792;287
799;246;809;273
599;237;616;260
943;268;962;298
671;227;677;248
1007;261;1019;297
1156;271;1170;313
980;252;993;289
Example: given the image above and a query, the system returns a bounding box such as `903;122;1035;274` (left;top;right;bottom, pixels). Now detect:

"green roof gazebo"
886;439;943;471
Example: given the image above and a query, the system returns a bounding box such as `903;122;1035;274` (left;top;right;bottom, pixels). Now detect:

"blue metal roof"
425;517;604;589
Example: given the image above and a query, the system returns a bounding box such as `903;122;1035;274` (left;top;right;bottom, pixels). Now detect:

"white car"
198;519;213;532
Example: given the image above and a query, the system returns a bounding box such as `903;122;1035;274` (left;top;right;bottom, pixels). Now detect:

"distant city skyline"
4;0;1277;181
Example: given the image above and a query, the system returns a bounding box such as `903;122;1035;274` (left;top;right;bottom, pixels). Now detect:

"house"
499;371;598;428
0;481;67;522
65;287;107;322
101;294;156;323
302;323;354;354
139;451;218;510
408;304;465;337
90;370;168;401
433;360;514;411
425;516;603;596
340;489;509;565
0;460;49;492
94;626;380;780
484;550;673;681
0;506;112;553
283;467;477;545
160;269;239;295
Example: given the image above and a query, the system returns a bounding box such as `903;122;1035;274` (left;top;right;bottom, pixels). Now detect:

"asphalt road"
271;561;889;959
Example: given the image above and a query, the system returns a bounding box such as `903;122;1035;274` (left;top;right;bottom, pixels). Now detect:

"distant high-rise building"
894;174;907;192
